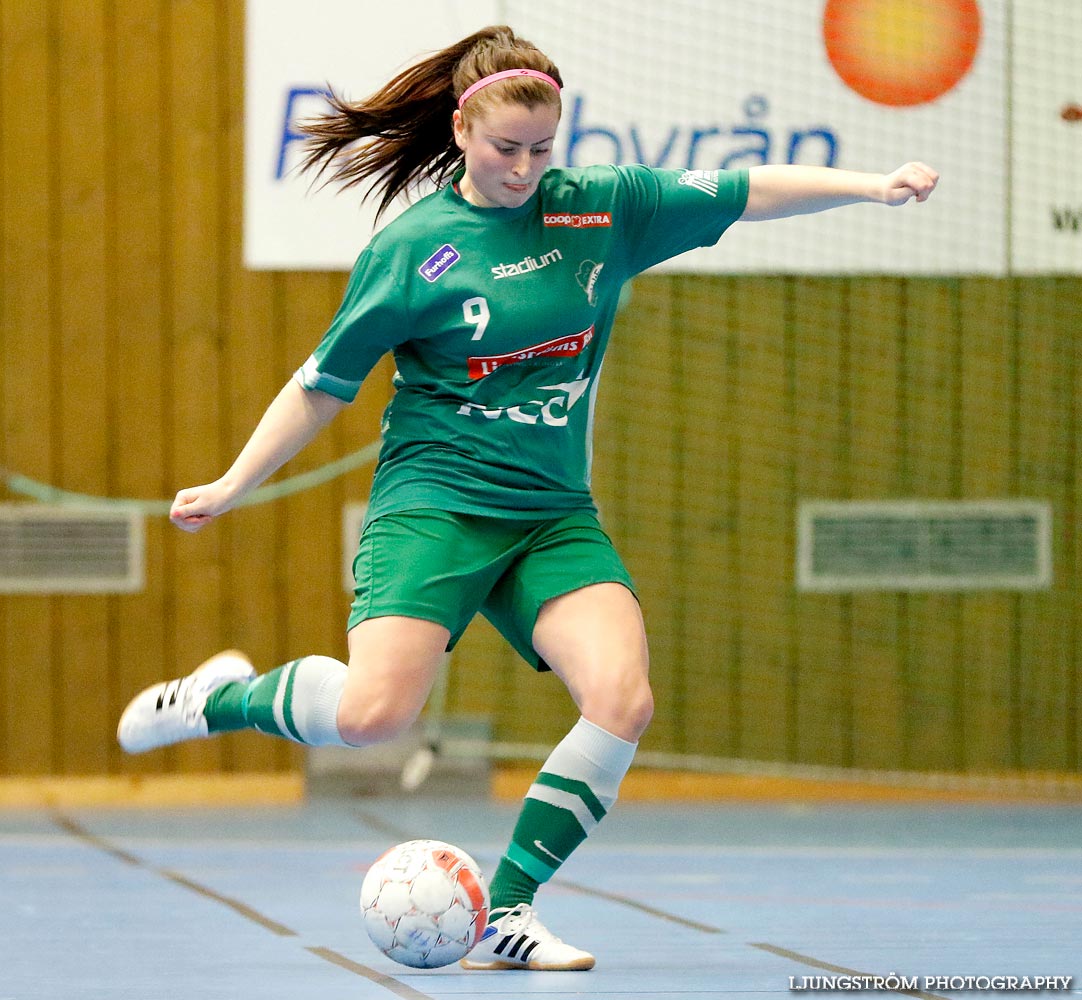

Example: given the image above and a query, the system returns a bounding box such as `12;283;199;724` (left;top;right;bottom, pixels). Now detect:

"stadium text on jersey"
491;248;564;280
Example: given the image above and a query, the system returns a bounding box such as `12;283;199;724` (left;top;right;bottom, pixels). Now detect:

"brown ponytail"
299;25;562;219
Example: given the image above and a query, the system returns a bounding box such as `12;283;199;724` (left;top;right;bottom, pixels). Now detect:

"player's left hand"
882;162;939;206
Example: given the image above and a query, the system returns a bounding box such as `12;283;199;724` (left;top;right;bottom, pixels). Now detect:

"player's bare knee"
583;675;653;741
336;696;420;746
622;682;654;739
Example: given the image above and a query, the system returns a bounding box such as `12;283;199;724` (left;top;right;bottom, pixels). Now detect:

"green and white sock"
488;717;637;913
204;655;350;746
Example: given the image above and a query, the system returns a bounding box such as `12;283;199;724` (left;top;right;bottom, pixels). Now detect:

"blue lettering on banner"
271;86;840;183
559;93;838;170
275;86;332;180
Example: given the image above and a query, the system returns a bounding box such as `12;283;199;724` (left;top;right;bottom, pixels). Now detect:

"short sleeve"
293;247;410;403
614;165;749;275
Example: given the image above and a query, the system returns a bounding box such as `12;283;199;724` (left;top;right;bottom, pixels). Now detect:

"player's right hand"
169;484;232;533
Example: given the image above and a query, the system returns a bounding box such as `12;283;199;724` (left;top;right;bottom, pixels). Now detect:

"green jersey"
296;164;748;520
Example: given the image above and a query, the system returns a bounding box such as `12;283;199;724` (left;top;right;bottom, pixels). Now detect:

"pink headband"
457;68;561;109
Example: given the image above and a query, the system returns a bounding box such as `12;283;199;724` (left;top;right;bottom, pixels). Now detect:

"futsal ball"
359;839;490;968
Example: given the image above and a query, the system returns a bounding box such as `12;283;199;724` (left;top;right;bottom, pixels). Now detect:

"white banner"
1010;0;1082;273
244;1;1029;274
244;0;499;270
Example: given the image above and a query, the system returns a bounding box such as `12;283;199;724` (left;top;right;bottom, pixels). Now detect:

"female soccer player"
118;25;938;971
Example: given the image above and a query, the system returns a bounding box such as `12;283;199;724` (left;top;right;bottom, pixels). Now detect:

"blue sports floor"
2;794;1080;999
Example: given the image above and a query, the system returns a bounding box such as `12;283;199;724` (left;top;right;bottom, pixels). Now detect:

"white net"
438;1;1082;788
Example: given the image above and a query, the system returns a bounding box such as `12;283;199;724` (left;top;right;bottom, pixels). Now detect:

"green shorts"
348;508;635;671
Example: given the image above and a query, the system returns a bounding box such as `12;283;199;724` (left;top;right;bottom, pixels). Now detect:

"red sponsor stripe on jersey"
468;326;594;380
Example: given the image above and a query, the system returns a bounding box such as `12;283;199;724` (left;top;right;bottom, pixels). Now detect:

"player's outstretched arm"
741;161;939;222
170;379;348;533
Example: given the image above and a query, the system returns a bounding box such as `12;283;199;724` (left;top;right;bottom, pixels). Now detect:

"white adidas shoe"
460;904;595;971
117;650;255;754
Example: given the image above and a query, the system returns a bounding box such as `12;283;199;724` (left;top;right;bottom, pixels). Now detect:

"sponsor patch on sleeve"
418;243;460;282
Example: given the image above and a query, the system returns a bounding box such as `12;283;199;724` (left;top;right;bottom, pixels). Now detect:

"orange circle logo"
823;0;981;107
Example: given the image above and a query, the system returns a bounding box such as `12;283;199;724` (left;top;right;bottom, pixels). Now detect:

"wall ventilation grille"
0;504;145;594
797;499;1052;592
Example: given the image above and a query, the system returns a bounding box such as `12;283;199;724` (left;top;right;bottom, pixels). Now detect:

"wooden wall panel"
281;275;349;668
609;277;681;754
671;275;740;759
165;0;230;774
791;278;850;766
900;281;963;771
452;614;527;747
55;0;111;774
0;1;1079;780
217;257;288;776
1014;279;1075;770
958;279;1015;770
732;278;790;762
1;3;58;775
1072;279;1082;772
217;0;298;773
108;0;170;777
1073;278;1082;773
846;279;906;769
